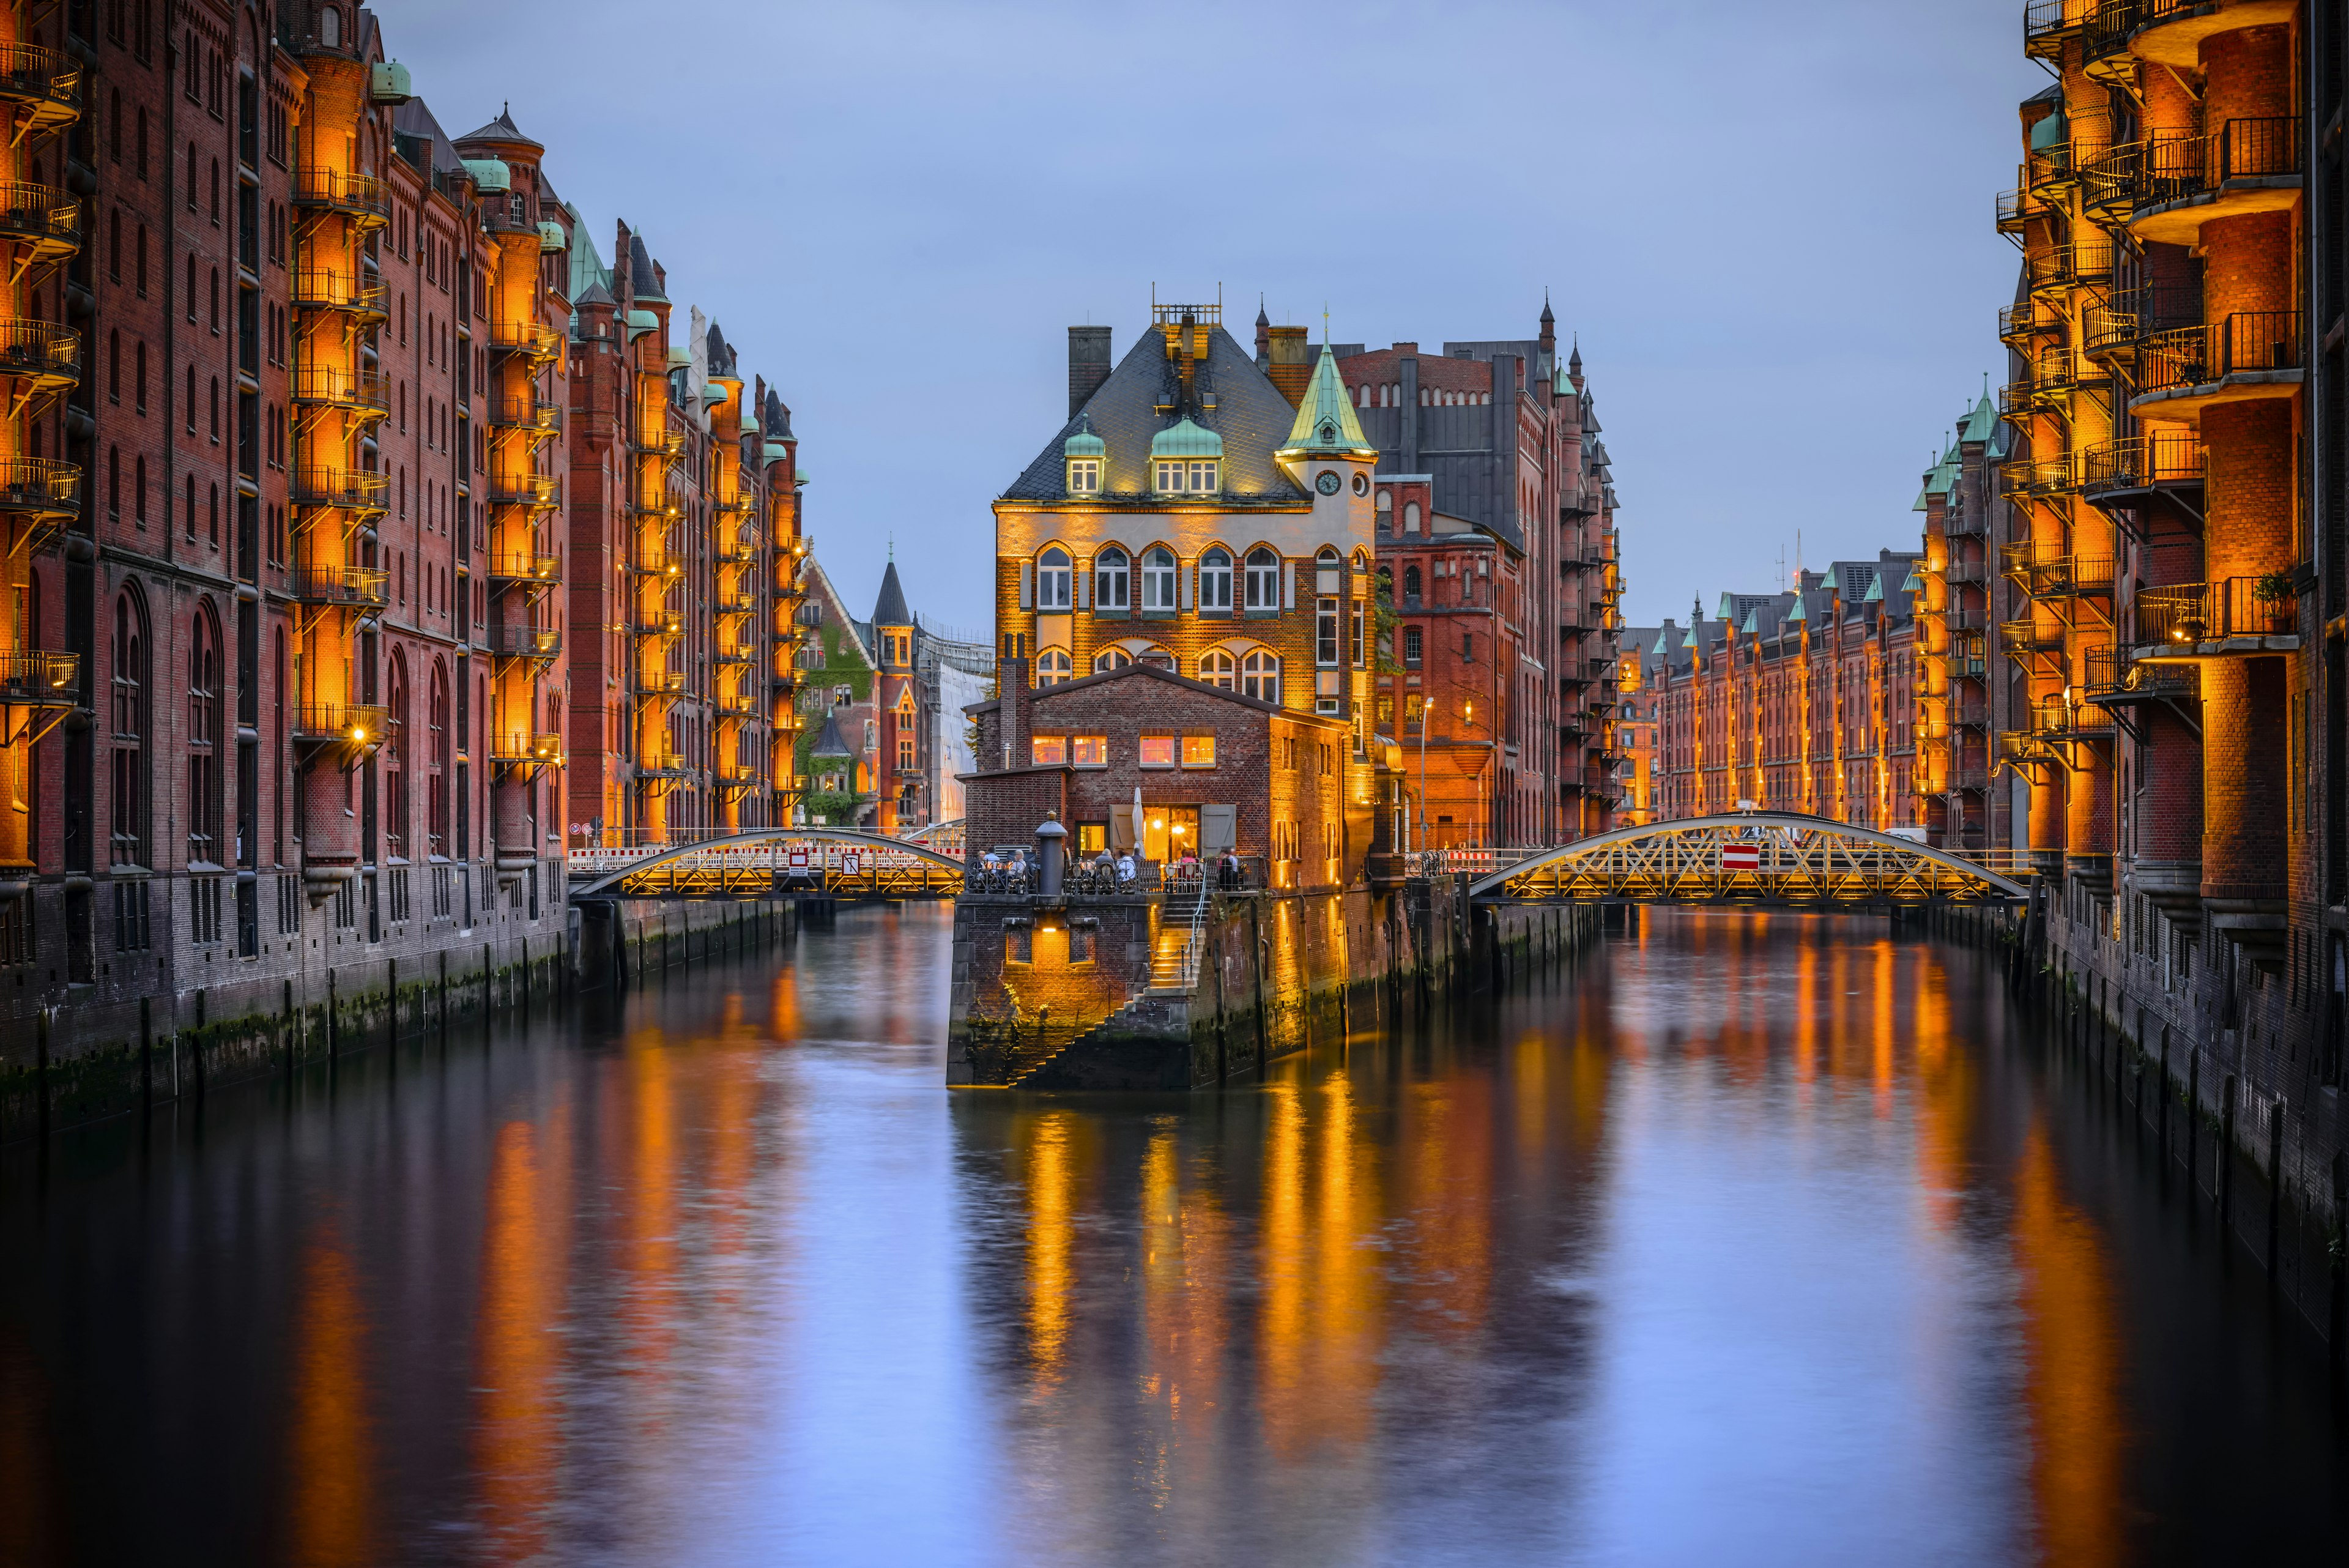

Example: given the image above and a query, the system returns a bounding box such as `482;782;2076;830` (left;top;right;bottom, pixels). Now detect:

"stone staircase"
1008;886;1211;1088
1149;882;1209;993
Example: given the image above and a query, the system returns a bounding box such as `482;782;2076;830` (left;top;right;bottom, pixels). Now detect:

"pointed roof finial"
1256;292;1269;327
1276;344;1378;463
1568;332;1583;374
1540;290;1555;325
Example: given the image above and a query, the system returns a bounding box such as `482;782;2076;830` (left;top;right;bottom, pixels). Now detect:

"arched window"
1037;546;1072;609
1141;546;1177;611
1240;649;1281;704
1403;501;1421;533
1244;548;1280;611
109;590;149;871
1403;564;1422;600
1198;649;1236;689
1093;546;1128;609
1092;645;1132;674
1199;547;1233;611
1036;647;1073;686
319;6;341;46
385;653;409;861
188;609;221;863
428;662;450;856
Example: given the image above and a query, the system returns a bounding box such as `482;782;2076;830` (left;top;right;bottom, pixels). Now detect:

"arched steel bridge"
1468;814;2029;907
568;827;966;900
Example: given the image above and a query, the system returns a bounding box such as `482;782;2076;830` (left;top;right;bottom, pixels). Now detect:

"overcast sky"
387;0;2038;633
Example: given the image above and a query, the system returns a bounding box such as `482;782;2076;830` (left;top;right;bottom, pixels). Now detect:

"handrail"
290;269;386;314
289;467;387;509
0;318;76;379
290;365;390;409
292;564;388;606
292;169;388;217
0;43;82;116
293;703;390;743
2079;431;2203;495
2132;579;2298;645
2137;311;2302;396
0;455;80;512
0;650;76;703
0;182;79;248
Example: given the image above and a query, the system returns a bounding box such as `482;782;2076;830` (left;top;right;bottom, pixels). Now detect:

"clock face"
1316;470;1342;495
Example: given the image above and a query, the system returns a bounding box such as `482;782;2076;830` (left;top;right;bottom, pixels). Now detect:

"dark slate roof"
626;232;666;305
574;280;614;308
455;105;543;150
809;711;853;759
1000;324;1310;503
707;320;736;378
872;560;911;626
392;98;464;176
765;390;794;440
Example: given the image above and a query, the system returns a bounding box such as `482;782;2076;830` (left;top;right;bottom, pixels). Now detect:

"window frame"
1137;734;1177;769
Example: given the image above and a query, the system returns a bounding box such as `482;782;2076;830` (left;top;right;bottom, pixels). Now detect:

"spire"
1275;344;1378;463
1568;333;1583;377
1254;293;1271;363
1538;291;1556;360
872;559;911;627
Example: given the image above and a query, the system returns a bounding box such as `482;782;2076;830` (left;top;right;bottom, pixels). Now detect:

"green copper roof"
1902;568;1924;592
1959;390;1998;445
1716;592;1736;619
1741;609;1759;634
1683;622;1702;650
1276;344;1378;461
1150;417;1222;459
1785;595;1806;623
1864;573;1884;603
462;158;510;193
1063;414;1105;459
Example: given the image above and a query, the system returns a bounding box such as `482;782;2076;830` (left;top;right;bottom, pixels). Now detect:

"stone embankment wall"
2;896;796;1144
946;877;1605;1090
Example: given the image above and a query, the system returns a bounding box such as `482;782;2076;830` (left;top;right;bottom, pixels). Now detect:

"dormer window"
1063;415;1105;497
1068;457;1100;494
1148;417;1222;496
1155;459;1217;494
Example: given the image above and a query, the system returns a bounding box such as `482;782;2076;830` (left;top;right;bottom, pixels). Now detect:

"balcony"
292;703;390;751
1995;185;2030;236
292;563;389;610
488;322;563;362
2129;117;2302;245
2000;616;2061;655
0;182;78;266
491;732;565;771
2082;644;2197;706
633;429;688;461
489;472;559;510
2029;697;2115;746
490;398;563;437
2079;140;2140;222
289;466;388;515
486;552;561;588
640;751;689;778
0;318;77;398
289;268;387;319
629;551;684;581
2132;311;2302;422
0;44;81;138
2025;139;2077;198
2079;430;2203;506
716;764;760;791
2022;0;2084;58
1998;729;2058;768
2026;239;2115;298
713;643;754;665
1997;302;2050;345
292;169;389;226
2025;554;2114;600
291;365;390;415
2000;455;2075;500
634;614;685;640
718;696;761;721
483;624;560;663
1945;559;1989;585
2132;578;2299;653
0;650;76;707
714;588;759;615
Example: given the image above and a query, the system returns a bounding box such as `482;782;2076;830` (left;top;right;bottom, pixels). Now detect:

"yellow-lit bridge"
569;827;966;901
1468;814;2029;907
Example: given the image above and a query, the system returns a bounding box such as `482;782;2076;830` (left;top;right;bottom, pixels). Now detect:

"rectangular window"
1317;597;1340;666
1071;735;1107;767
1030;735;1067;765
1189;461;1214;492
1351;600;1365;666
1077;822;1108;853
1068;458;1099;494
1138;734;1176;768
1405;693;1425;725
1156;461;1181;492
1181;735;1216;769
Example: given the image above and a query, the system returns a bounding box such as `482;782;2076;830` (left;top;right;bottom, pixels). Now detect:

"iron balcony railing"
633;429;688;460
0;455;81;516
2132;578;2298;645
1945;559;1989;585
489;472;559;508
1950;700;1991;728
487;552;561;585
2000;455;2075;499
2029;699;2115;740
2079;431;2203;497
2026;554;2115;599
2137;311;2302;398
492;732;565;767
490;398;564;434
290;269;387;317
290;365;390;411
636;614;685;639
292;169;390;222
2024;0;2084;54
1997;302;2052;344
0;318;76;382
0;43;81;128
641;671;688;697
2082;644;2197;703
292;564;389;608
713;644;753;664
714;589;759;614
289;467;388;511
483;625;561;660
2026;139;2077;195
0;650;76;704
2079;140;2139;220
2026;239;2115;295
640;751;689;776
0;182;78;254
2136;117;2302;212
2000;616;2061;652
293;704;390;746
630;551;683;579
718;697;761;721
488;322;563;361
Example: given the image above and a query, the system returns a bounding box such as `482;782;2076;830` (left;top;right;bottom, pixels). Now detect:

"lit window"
1244;548;1280;610
1138;734;1176;768
1156;461;1182;492
1093;645;1132;674
1405;693;1425;725
1037;546;1072;609
1142;546;1177;610
1036;648;1072;686
1199;649;1235;689
1094;546;1129;609
1181;735;1215;768
1031;735;1067;765
1067;457;1100;494
1072;735;1107;767
1241;649;1280;704
1187;461;1214;492
1200;547;1233;610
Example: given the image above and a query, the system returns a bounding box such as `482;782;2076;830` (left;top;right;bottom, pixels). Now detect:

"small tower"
871;558;918;830
1276;345;1379;715
1538;292;1556;362
1255;297;1272;366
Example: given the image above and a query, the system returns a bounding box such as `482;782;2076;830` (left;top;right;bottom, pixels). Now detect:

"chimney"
1266;325;1313;407
996;653;1031;774
1067;326;1111;417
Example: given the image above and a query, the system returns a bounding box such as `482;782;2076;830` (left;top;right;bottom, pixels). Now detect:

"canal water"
2;905;2345;1566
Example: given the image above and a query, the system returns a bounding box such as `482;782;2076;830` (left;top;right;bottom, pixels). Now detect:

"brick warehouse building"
1975;0;2349;1300
966;298;1377;881
0;2;807;1117
1330;311;1625;847
1647;554;1922;829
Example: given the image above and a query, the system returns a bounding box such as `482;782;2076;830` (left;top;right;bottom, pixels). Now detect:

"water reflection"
0;906;2342;1565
